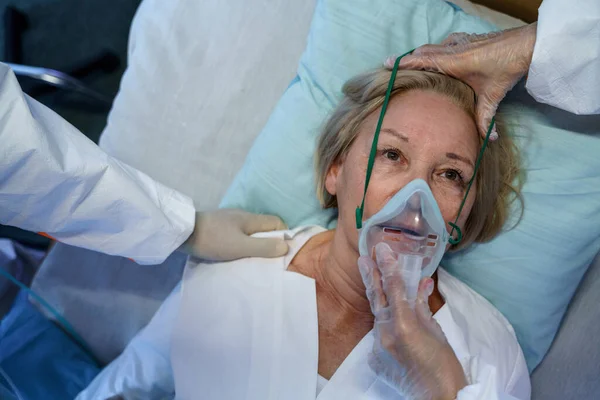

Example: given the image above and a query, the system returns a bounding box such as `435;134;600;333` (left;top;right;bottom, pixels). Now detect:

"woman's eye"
443;169;463;183
383;150;400;161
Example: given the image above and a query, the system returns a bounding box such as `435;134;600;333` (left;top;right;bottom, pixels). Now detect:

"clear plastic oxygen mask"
355;50;495;282
358;179;449;278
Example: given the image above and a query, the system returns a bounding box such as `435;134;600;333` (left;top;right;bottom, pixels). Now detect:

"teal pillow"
221;0;600;371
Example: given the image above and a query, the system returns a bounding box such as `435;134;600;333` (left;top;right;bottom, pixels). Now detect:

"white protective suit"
0;64;195;265
526;0;600;114
77;227;531;400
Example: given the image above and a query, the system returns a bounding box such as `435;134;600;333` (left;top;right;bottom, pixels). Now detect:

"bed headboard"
472;0;542;23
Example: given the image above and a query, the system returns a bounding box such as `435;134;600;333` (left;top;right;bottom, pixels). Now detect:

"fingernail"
383;56;395;68
358;257;369;278
490;127;499;141
425;278;434;297
375;242;394;264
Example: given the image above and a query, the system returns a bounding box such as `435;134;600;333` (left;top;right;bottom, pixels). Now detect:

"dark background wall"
1;0;141;143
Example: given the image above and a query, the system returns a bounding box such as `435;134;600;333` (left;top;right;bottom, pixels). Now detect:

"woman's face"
325;89;480;251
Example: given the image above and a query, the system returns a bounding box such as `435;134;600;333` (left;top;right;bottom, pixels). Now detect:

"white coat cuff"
162;190;196;256
525;0;600;114
133;189;195;265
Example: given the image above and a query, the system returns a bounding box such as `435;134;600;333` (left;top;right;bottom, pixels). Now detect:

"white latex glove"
179;209;289;261
358;243;467;400
385;23;537;140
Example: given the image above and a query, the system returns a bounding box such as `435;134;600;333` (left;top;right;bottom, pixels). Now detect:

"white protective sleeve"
526;0;600;114
0;64;195;264
456;356;531;400
75;284;181;400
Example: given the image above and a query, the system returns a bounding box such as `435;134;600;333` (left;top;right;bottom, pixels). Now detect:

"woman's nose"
399;168;431;191
406;191;422;211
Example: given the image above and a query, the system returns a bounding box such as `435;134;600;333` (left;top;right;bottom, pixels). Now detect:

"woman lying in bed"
77;69;530;400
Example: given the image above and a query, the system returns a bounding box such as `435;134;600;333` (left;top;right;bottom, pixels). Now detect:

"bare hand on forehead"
385;23;537;141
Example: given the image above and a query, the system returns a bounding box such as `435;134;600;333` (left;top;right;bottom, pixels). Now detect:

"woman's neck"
290;229;372;316
290;228;445;316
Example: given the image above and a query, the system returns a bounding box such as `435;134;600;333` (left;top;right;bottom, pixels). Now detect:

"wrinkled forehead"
359;90;479;157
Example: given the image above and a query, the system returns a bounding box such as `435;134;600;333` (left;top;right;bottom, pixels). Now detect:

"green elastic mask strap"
448;116;495;245
355;49;414;229
354;51;495;247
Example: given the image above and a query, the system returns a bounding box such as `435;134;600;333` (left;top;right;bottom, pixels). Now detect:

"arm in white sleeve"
526;0;600;114
456;351;531;400
76;284;181;400
0;64;195;264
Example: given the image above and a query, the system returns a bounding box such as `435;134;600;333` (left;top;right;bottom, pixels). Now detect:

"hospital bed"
26;0;600;398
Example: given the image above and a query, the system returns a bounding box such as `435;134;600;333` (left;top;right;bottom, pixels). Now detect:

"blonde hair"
315;69;522;249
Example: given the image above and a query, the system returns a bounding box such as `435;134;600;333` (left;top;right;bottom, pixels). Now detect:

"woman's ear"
325;161;342;197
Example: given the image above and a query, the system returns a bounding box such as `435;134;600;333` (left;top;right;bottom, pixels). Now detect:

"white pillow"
99;0;316;210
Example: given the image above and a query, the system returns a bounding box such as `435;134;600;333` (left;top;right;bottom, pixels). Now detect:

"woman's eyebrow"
381;128;409;142
446;152;474;168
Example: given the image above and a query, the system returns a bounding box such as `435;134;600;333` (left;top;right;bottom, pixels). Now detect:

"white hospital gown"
77;226;530;400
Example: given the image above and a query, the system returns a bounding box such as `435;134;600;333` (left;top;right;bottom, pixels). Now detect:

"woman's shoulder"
436;268;530;395
182;225;327;284
437;268;517;337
